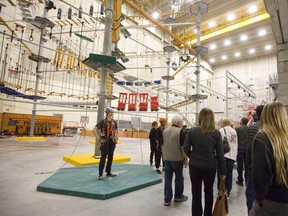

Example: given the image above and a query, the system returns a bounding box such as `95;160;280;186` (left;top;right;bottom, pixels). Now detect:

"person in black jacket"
249;102;288;216
184;108;226;216
155;117;166;174
235;117;249;186
149;121;158;166
245;105;264;212
92;107;118;180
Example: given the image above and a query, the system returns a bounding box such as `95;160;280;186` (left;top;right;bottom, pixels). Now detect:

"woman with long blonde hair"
250;102;288;216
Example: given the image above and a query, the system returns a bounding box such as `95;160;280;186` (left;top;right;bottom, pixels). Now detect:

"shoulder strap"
223;128;227;136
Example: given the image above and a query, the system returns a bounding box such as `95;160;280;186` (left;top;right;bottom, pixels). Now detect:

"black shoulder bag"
223;128;231;154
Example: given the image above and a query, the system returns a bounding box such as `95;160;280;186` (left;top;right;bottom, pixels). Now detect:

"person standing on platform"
235;117;249;186
162;115;188;206
155;117;166;174
245;105;264;213
92;107;118;180
249;102;288;216
149;121;158;166
184;108;226;216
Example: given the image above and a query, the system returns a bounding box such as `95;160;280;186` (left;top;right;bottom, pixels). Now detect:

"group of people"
92;101;288;216
149;101;288;216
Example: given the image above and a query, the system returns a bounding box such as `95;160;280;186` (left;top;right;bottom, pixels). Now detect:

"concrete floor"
0;135;248;216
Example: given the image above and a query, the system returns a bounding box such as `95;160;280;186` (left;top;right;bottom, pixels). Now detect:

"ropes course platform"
37;164;162;200
89;140;122;144
63;153;130;166
16;136;47;141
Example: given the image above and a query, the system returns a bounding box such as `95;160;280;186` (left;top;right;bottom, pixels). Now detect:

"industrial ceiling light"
258;29;266;36
224;40;231;46
265;45;272;50
209;58;215;63
221;55;227;60
234;52;241;57
227;13;235;21
249;48;255;54
210;44;216;50
240;35;248;41
152;11;159;19
209;21;216;28
248;5;258;13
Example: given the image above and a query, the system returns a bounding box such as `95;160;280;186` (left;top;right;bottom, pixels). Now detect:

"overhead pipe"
49;22;196;35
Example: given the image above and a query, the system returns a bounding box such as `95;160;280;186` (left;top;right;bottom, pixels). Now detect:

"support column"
94;0;114;157
277;42;288;112
29;4;48;137
195;8;201;124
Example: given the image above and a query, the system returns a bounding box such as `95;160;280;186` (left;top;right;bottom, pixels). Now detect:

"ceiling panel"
127;0;277;65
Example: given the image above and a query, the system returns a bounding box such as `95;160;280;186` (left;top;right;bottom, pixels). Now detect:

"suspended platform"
161;94;208;111
82;53;126;72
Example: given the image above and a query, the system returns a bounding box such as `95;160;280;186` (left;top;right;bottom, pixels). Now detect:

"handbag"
213;178;229;216
223;128;231;154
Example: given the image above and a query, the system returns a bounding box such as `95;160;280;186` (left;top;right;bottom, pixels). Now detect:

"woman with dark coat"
184;108;226;216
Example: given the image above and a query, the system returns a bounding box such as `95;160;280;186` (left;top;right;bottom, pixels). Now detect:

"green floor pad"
37;164;162;200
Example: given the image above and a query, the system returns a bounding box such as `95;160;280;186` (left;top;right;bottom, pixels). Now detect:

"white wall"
212;53;277;120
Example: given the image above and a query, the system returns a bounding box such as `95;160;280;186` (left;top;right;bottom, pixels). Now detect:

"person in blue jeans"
235;117;249;186
219;118;238;197
162;115;188;206
245;105;264;213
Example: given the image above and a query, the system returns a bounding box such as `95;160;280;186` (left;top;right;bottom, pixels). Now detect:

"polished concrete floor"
0;135;248;216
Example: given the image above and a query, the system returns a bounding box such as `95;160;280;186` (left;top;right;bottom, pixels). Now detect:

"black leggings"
99;138;116;176
189;165;216;216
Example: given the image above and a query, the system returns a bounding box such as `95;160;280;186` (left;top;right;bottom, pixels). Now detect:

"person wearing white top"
218;118;238;197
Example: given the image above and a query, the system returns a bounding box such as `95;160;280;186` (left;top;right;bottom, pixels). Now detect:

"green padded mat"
37;164;162;200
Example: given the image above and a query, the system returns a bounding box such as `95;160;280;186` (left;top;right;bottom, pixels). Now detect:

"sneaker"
98;175;104;181
164;202;171;206
106;173;117;177
156;169;162;175
174;195;188;202
236;180;244;186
